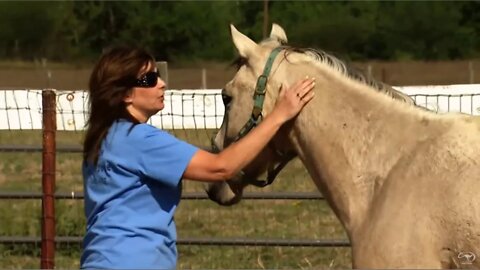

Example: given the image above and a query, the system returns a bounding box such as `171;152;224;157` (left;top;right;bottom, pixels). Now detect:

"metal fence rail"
0;236;350;247
2;90;480;268
0;191;325;200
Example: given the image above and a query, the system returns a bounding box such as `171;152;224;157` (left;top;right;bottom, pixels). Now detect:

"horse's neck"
287;72;445;235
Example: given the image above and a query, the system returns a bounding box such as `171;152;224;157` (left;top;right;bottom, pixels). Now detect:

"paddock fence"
1;85;480;268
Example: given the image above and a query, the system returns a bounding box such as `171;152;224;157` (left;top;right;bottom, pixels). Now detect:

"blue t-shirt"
81;119;198;269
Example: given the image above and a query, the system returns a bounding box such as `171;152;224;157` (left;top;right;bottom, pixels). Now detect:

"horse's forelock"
259;37;287;47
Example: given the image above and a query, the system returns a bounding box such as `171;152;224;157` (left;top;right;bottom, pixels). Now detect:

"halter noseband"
213;46;297;187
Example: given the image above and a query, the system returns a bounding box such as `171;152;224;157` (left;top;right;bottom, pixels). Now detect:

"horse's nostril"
205;186;217;201
205;182;241;206
205;184;223;204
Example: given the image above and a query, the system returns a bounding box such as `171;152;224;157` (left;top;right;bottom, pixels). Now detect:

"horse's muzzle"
206;181;242;206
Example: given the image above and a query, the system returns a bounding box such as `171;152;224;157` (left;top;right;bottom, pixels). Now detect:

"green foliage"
373;2;476;60
270;1;379;60
0;1;479;62
0;1;63;59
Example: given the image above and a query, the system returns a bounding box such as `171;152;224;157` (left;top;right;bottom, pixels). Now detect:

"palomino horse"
207;24;480;269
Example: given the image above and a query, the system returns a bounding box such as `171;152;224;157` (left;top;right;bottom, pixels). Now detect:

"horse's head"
206;24;296;206
206;23;418;206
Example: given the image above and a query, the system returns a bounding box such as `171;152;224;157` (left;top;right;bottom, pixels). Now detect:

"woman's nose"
157;77;166;88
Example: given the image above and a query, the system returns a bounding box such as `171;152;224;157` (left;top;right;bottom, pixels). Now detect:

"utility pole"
263;0;269;39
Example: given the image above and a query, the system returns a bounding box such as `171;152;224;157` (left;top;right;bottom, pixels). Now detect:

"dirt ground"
0;60;479;90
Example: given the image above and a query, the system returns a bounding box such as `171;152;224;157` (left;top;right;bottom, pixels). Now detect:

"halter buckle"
254;75;268;95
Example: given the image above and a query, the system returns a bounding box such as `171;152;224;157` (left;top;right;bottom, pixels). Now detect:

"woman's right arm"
183;77;315;182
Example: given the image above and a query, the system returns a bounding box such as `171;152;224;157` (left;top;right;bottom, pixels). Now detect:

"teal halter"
233;46;284;142
212;46;296;187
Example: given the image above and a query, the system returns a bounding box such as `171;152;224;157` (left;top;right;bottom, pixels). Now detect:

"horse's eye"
222;94;232;106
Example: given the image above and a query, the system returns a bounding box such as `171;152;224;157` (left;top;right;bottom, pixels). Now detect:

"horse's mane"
285;47;416;105
229;42;416;105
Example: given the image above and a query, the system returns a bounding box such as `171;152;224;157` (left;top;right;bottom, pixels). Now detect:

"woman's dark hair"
83;45;155;164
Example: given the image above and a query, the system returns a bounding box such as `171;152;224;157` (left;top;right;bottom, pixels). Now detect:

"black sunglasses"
134;71;160;88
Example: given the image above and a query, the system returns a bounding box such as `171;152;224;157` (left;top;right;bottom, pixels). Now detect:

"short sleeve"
137;126;198;187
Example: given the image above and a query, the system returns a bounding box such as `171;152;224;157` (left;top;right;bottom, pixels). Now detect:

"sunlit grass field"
0;130;350;269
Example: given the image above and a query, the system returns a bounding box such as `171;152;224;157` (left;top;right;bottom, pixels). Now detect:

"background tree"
373;1;476;60
0;2;63;60
0;1;479;63
268;1;379;60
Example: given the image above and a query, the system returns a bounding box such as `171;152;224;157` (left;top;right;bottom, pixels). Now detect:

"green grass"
0;130;350;269
177;246;351;269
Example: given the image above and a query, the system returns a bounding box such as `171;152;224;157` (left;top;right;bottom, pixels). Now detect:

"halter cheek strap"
234;46;284;142
214;46;297;187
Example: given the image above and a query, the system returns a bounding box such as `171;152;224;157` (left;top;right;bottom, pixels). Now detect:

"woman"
81;45;315;269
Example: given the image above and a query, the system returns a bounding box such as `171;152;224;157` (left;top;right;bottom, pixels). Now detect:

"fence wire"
1;89;480;268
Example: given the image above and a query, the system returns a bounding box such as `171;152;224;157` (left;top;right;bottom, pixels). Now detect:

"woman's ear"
123;90;134;104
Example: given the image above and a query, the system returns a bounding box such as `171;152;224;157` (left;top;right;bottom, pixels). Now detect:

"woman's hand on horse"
272;77;315;122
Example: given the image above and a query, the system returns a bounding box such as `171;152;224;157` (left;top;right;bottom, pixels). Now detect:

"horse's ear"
270;23;288;44
230;24;259;58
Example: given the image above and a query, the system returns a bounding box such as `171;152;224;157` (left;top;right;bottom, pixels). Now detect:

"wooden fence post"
41;89;56;269
469;61;475;84
156;61;169;87
201;68;207;89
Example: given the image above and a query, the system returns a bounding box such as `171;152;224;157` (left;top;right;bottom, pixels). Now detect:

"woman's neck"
126;105;149;123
